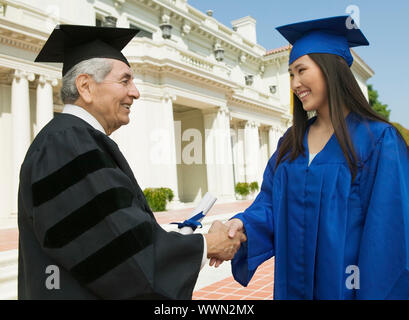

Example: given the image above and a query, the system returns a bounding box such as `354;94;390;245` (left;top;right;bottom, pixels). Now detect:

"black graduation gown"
17;113;203;300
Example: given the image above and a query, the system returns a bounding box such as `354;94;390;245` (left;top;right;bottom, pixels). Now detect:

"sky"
189;0;409;128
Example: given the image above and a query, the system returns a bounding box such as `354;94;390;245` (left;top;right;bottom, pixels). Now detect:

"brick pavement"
154;200;253;224
0;199;276;300
0;228;18;252
193;259;274;300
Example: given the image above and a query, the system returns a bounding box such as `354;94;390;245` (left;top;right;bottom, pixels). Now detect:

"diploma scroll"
171;192;217;235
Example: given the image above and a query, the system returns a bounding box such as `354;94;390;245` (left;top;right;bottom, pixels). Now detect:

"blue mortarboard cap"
276;16;369;66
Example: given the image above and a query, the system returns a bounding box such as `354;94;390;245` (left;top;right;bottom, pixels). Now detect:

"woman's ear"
75;74;93;104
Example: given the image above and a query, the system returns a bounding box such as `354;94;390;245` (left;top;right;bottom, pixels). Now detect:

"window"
95;16;103;27
130;24;153;39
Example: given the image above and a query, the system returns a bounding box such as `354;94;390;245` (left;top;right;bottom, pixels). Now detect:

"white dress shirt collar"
62;104;106;135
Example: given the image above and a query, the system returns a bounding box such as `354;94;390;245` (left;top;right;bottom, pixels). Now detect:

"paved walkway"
0;200;275;300
193;259;274;300
0;228;18;252
154;200;253;224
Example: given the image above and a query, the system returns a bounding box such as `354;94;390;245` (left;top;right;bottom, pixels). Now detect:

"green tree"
392;122;409;146
367;84;391;120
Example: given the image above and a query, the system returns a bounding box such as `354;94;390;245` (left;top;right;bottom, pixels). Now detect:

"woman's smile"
297;90;311;101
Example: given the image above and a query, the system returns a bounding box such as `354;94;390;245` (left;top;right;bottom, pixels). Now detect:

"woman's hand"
209;218;245;267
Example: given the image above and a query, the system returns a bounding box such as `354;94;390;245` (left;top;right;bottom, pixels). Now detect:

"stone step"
0;250;18;269
0;280;17;300
0;263;17;283
0;249;18;300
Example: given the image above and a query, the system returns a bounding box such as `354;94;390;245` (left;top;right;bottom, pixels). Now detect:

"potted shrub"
143;187;174;212
235;182;250;200
249;181;259;199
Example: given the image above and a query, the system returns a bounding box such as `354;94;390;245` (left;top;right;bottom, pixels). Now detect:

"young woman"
214;16;409;299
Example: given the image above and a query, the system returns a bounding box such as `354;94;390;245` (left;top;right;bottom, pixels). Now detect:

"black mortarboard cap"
35;25;138;76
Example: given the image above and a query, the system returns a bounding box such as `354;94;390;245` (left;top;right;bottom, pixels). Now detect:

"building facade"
0;0;374;225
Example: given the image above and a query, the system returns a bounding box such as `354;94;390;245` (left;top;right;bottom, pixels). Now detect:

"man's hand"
204;219;246;267
208;219;245;267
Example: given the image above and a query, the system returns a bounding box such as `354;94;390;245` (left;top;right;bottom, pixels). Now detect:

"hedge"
235;181;259;197
143;187;174;212
392;122;409;146
249;181;259;193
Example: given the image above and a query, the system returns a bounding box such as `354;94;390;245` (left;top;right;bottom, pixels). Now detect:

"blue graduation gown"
232;112;409;299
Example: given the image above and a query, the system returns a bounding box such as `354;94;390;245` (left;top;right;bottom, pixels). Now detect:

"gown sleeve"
357;126;409;299
21;126;203;299
231;136;283;286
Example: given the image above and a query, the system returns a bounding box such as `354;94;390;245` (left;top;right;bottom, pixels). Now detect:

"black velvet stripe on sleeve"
70;221;153;285
32;149;117;207
43;187;134;249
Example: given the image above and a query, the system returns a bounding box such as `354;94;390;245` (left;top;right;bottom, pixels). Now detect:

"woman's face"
289;54;328;112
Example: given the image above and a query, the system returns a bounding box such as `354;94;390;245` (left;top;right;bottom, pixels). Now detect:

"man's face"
91;59;140;135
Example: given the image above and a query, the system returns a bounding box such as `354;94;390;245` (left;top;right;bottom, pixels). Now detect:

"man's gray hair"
60;58;113;104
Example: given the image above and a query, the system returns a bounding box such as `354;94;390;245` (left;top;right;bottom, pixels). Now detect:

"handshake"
203;219;246;268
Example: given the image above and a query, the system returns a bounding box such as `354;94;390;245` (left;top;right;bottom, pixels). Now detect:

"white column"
235;123;246;183
111;89;180;203
36;75;57;135
258;127;269;185
269;126;284;157
268;126;276;157
230;123;240;186
12;69;34;214
203;106;235;200
243;120;260;183
160;94;180;202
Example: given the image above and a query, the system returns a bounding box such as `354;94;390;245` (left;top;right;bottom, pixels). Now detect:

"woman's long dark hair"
275;53;406;181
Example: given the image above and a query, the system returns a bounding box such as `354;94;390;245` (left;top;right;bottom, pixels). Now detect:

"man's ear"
75;74;94;104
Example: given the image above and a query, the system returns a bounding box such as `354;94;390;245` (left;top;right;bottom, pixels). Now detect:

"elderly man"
17;25;245;299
